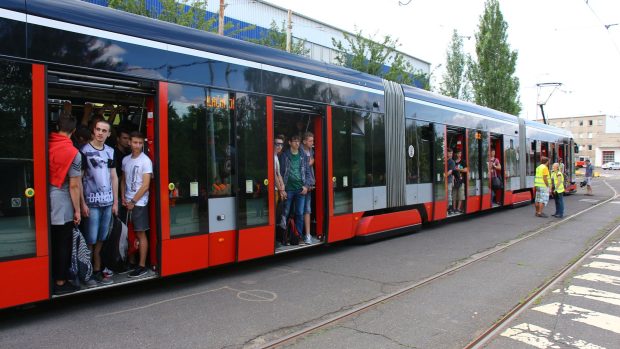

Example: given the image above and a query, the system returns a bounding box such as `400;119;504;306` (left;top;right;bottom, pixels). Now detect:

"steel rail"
256;181;619;349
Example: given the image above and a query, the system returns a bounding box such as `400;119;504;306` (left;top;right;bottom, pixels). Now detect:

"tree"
467;0;521;115
439;30;471;101
250;20;310;56
332;29;428;88
106;0;254;37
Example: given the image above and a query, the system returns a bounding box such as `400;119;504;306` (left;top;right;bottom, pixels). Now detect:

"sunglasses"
275;142;284;146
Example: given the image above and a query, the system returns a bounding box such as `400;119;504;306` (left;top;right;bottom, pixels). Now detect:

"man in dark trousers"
48;113;82;295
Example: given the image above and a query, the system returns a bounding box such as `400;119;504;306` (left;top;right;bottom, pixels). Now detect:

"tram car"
0;0;576;309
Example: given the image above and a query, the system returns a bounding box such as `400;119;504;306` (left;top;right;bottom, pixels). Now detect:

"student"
301;132;316;244
446;148;455;214
114;129;131;221
584;159;594;196
452;150;468;213
80;120;117;285
534;156;550;217
551;162;565;218
280;135;313;245
121;131;153;278
489;149;502;205
49;113;82;295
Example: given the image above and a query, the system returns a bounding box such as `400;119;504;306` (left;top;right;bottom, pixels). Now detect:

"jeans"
553;192;564;217
85;205;112;245
282;189;306;239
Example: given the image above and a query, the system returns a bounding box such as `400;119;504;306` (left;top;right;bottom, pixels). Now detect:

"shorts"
585;177;592;186
130;205;149;231
535;187;549;205
85;205;112;245
447;180;453;203
453;185;465;201
303;192;312;214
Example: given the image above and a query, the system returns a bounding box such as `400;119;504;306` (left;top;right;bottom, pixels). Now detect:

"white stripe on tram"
593;254;620;262
0;9;384;96
575;272;620;286
533;302;620;334
501;323;605;349
563;285;620;306
584;261;620;272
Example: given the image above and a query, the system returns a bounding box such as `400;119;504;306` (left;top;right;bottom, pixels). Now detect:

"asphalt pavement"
1;177;619;349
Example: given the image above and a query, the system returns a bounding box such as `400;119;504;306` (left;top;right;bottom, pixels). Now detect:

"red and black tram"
0;0;576;309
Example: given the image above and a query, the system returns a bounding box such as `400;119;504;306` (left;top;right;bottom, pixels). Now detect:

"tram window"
417;122;432;183
480;131;489;195
332;108;352;215
372;113;385;186
0;60;36;258
405;119;418;184
236;93;268;227
467;130;479;196
351;112;372;187
205;90;234;198
527;139;535;176
168;84;209;236
505;137;518;178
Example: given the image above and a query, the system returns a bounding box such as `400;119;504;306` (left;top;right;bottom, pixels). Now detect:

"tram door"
466;129;488;213
0;62;48;309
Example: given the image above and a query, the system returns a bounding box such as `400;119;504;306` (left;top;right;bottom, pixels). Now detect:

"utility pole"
218;0;226;35
286;9;292;53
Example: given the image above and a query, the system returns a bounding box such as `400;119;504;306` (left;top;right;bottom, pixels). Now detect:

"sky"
264;0;620;120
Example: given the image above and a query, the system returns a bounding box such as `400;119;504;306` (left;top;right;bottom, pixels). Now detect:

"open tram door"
446;127;467;216
489;134;504;207
465;129;489;213
272;100;325;251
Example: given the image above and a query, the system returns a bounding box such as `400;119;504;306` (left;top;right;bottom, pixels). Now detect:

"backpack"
101;216;129;272
453;171;463;189
287;217;301;245
70;226;93;284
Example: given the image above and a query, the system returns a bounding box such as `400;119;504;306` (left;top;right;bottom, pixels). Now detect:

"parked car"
601;162;620;170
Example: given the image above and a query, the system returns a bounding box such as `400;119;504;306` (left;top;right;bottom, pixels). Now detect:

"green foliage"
106;0;254;36
440;30;471;101
332;29;428;88
467;0;521;115
250;20;309;56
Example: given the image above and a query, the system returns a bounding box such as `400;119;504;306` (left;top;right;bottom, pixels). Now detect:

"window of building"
588;133;593;138
588;120;593;126
588;145;592;150
603;151;615;163
572;121;578;126
580;133;585;138
579;120;583;126
598;119;604;125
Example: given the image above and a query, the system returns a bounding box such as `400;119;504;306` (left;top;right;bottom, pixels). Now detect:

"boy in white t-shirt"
121;131;153;278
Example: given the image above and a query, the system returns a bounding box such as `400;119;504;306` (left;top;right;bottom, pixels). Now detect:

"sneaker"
304;236;312;245
128;266;148;278
102;267;114;278
53;282;79;295
93;271;113;285
83;278;98;289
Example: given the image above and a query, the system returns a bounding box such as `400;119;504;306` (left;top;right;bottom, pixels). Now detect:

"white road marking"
533;303;620;334
594;254;620;261
575;273;620;286
564;285;620;306
501;323;605;349
608;246;620;252
579;199;601;203
609;201;620;204
584;261;620;272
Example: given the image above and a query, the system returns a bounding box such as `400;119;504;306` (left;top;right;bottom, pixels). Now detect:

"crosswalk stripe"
593;254;620;261
533;302;620;334
583;261;620;272
608;246;620;252
579;199;600;203
575;272;620;286
564;285;620;306
501;323;605;349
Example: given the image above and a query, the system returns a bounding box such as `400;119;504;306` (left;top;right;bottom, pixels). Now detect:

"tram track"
255;181;620;349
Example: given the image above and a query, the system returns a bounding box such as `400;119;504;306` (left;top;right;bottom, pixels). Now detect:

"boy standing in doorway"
81;120;117;285
301;132;316;244
121;132;153;278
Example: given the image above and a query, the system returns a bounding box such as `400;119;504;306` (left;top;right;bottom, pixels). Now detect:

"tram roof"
523;119;573;138
15;0;385;92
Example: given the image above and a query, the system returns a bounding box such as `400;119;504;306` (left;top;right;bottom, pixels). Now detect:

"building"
544;115;620;166
84;0;431;85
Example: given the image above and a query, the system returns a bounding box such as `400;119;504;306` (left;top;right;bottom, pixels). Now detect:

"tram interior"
48;79;156;290
273;109;322;251
447;127;467;216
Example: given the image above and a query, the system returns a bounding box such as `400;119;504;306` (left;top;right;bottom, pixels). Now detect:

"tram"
0;0;576;309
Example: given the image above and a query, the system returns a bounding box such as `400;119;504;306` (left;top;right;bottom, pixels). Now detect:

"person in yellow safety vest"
550;162;565;218
534;156;550;218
